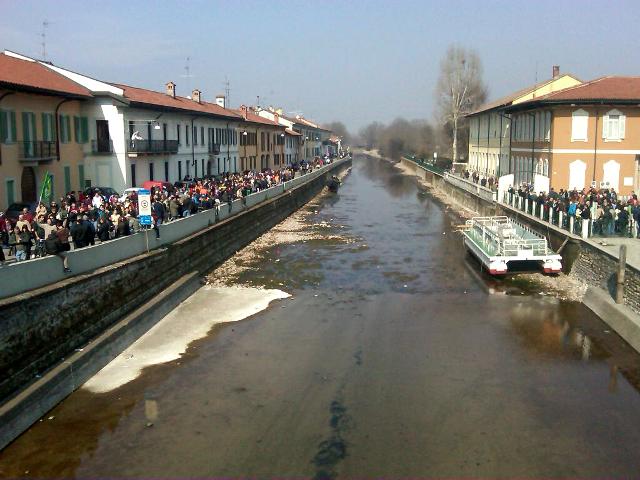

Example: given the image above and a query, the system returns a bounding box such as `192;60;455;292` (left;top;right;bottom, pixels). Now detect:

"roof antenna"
223;76;231;107
180;56;194;94
533;60;538;98
40;20;50;61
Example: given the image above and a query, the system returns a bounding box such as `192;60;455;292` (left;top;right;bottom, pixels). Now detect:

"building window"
177;124;181;145
130;163;136;187
64;166;71;194
6;179;15;205
178;160;182;180
78;164;85;189
545;111;551;141
186;125;190;145
59;115;72;143
149;162;154;180
571;109;588;142
0;110;17;143
193;125;197;145
201;126;205;145
164;161;169;181
201;158;204;176
73;116;89;143
42;113;56;142
603;109;625;141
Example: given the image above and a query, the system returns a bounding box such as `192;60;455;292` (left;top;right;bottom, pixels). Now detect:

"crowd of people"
507;184;640;237
0;159;331;270
462;170;498;190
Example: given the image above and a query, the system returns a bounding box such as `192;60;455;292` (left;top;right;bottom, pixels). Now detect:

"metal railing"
91;139;114;154
17;141;57;161
501;192;638;239
128;139;179;154
466;216;550;257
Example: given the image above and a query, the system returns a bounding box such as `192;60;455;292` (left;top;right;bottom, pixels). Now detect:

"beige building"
467;68;581;178
505;76;640;195
0;52;93;211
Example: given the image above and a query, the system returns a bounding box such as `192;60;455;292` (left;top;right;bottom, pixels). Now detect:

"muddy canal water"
2;155;640;478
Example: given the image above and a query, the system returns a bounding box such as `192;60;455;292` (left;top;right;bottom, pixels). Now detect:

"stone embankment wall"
571;242;640;313
0;160;351;402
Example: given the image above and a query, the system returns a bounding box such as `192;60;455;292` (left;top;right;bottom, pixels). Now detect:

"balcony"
128;139;179;155
18;141;57;163
208;142;221;154
91;139;114;154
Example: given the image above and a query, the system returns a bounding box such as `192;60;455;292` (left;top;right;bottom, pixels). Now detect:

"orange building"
505;77;640;195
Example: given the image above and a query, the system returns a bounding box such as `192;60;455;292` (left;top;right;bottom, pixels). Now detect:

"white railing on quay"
500;191;638;241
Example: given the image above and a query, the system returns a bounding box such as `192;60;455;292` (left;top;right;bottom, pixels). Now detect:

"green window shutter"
7;180;15;205
22;112;31;142
81;117;88;143
42;113;49;142
30;113;36;142
64;166;71;194
0;111;6;143
59;114;65;143
74;116;80;143
66;117;71;143
10;111;16;142
78;165;85;189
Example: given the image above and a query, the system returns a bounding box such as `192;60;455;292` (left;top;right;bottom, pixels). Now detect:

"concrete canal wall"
0;159;351;413
397;155;640;349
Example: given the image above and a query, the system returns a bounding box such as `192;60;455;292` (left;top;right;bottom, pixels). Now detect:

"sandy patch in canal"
208;167;357;286
83;286;289;393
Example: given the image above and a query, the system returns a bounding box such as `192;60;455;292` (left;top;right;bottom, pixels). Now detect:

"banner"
39;171;52;203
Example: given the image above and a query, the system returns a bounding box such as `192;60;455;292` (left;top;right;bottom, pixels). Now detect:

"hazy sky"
1;0;639;132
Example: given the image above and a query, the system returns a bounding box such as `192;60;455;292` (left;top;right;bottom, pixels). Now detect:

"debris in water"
146;422;154;428
48;416;55;421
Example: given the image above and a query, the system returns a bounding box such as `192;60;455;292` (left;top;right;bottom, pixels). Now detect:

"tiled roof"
0;52;92;98
234;108;284;127
113;83;241;119
530;76;640;102
467;74;581;116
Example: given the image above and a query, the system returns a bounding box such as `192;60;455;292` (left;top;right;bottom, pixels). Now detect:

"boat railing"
465;217;551;257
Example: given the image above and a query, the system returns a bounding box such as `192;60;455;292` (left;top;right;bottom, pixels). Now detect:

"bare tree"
435;45;487;164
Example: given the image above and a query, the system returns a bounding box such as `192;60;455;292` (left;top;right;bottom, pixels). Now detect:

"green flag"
39;172;52;203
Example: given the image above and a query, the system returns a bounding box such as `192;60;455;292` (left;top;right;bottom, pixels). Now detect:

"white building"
13;51;242;192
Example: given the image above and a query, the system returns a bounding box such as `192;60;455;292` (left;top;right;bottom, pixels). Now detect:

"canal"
2;155;640;478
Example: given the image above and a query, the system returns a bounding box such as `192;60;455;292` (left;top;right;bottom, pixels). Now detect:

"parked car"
4;202;36;226
142;180;174;193
84;186;120;198
118;187;143;203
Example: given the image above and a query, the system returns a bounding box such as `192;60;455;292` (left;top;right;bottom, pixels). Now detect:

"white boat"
462;216;562;275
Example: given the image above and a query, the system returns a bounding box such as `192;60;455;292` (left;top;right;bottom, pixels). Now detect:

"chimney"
166;81;176;98
552;65;560;79
239;104;248;120
216;95;225;108
192;89;201;103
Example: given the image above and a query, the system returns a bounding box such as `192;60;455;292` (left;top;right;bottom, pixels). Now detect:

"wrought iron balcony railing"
128;139;179;154
18;141;57;162
92;139;114;154
208;142;221;154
